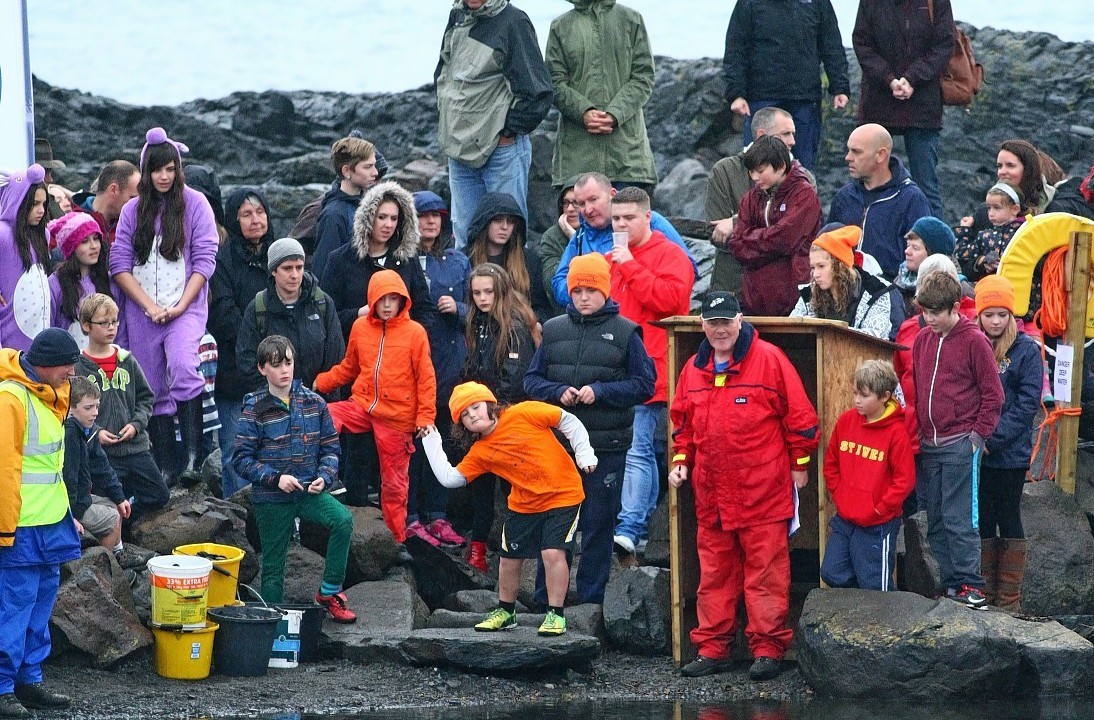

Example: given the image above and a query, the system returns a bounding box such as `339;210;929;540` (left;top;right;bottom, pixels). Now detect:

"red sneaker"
426;518;466;547
466;541;488;573
315;591;357;624
407;520;442;547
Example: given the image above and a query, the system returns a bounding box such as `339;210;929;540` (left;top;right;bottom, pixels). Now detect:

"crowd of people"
3;0;1094;714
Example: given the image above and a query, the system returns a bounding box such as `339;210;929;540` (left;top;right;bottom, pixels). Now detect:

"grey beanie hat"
267;237;306;272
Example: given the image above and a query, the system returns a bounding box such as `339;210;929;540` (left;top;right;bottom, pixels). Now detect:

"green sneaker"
537;610;567;636
475;607;516;632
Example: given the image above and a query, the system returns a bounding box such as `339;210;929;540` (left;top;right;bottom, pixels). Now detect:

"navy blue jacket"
827;156;932;278
421;241;471;400
983;332;1042;470
312;185;362;279
62;418;126;520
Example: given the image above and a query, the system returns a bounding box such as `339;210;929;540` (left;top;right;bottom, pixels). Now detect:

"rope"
1029;407;1083;481
1034;246;1070;338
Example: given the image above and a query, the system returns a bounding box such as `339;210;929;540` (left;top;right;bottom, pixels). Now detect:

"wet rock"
397;627;600;674
386;158;445;193
643;497;671;569
1054;615;1094;643
682;235;717;312
602;566;671;656
1021;480;1094;616
321;580;429;662
406;534;493;610
901;510;941;598
654;159;708;221
301;505;399;585
128;492;258;583
798;587;1094;700
51;547;153;667
427;604;604;640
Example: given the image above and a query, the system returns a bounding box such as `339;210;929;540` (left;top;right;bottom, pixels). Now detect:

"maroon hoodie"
911;314;1003;447
730;160;821;316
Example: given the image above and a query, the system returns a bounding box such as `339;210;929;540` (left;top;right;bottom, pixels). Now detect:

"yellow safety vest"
0;380;69;527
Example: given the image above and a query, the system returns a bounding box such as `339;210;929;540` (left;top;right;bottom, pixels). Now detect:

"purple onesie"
0;165;51;351
110;183;218;416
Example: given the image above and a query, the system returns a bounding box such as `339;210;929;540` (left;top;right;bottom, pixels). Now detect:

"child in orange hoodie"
821;359;915;592
315;270;436;559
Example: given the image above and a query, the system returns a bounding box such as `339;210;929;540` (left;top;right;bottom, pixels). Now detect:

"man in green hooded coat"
546;0;658;190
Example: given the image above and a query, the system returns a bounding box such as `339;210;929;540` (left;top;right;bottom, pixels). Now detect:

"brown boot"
997;538;1027;613
980;537;1001;605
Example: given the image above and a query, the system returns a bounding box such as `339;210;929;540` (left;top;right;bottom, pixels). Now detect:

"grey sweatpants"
917;437;983;590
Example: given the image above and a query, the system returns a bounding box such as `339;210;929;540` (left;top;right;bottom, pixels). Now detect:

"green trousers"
253;492;353;603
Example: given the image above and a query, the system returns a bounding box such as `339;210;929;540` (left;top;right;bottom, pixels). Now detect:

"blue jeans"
901;127;942;218
742;99;822;172
216;397;247;498
616;403;666;543
448;134;532;248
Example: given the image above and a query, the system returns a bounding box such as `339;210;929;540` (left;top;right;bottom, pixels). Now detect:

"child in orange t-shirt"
421;381;597;637
314;270;436;561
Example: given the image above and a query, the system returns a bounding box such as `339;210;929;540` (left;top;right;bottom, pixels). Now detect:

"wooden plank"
1057;230;1092;494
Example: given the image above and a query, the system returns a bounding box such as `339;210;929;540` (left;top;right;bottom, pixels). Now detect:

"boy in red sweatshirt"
315;270;436;563
912;272;1003;608
821;360;915;591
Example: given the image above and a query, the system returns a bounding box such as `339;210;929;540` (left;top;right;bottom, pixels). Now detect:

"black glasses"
88;320;120;328
562;199;580;207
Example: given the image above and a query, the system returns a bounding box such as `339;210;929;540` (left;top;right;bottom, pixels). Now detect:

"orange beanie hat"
567;252;612;298
449;381;498;423
811;225;861;268
975;275;1016;315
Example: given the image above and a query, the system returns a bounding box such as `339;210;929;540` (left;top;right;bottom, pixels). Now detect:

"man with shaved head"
827;123;931;279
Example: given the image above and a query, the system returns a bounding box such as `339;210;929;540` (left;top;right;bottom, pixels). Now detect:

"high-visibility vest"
0;380;69;527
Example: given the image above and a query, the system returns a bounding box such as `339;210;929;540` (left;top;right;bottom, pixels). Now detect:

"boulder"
682;234;717;312
252;543;328;604
444;590;528;615
405;534;494;610
427;604;604;640
320;580;429;662
1021;480;1094;616
385;158;444;193
201;447;222;498
602;566;671;656
797;588;1094;700
653;159;708;222
397;627;600;674
128;492;258;583
51;548;153;667
644;497;671;568
901;511;941;598
301;505;399;585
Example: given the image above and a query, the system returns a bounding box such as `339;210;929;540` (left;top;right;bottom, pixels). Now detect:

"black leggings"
978;466;1026;539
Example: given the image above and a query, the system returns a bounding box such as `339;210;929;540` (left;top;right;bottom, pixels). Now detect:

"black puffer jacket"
464;311;536;404
319;181;435;340
209;188;274;400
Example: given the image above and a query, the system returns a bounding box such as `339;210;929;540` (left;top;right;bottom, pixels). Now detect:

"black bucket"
207;605;281;676
247;602;325;663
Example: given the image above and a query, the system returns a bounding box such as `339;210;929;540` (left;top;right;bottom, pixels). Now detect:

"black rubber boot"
177;397;206;487
147;415;179;488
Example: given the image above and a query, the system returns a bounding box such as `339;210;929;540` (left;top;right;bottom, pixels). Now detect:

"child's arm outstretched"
420;428;469;489
557;410;598;473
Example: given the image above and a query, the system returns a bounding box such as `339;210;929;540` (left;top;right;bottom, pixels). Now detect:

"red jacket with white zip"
911;314;1002;446
670;323;819;530
825;400;916;526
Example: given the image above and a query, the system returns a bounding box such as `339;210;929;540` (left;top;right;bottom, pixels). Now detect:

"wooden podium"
659;316;899;665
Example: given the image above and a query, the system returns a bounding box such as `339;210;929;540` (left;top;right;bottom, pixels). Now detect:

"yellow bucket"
149;555;212;628
152;621;219;680
174;543;245;608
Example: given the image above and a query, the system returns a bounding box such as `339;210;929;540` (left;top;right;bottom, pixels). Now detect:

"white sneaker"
613;534;636;555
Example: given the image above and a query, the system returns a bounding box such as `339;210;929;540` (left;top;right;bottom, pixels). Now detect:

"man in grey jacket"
435;0;553;248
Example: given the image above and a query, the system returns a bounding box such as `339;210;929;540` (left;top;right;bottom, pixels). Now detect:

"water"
26;1;1094;106
190;698;1094;720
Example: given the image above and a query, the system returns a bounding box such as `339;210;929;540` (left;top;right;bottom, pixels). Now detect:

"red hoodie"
730;161;821;316
609;230;694;404
825;400;916;526
912;314;1003;446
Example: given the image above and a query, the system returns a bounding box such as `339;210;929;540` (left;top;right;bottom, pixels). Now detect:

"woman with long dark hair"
47;212;123;350
110;128;219;485
0;164;52;350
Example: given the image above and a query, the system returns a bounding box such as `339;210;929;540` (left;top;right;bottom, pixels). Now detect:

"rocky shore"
33;26;1094;240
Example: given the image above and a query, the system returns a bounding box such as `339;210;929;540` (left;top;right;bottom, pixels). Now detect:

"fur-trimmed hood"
351;180;419;263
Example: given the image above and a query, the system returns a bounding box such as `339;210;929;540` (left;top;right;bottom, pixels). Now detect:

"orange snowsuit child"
315;270;436;543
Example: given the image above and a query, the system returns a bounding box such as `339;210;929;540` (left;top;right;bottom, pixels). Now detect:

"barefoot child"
421;381;597;636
